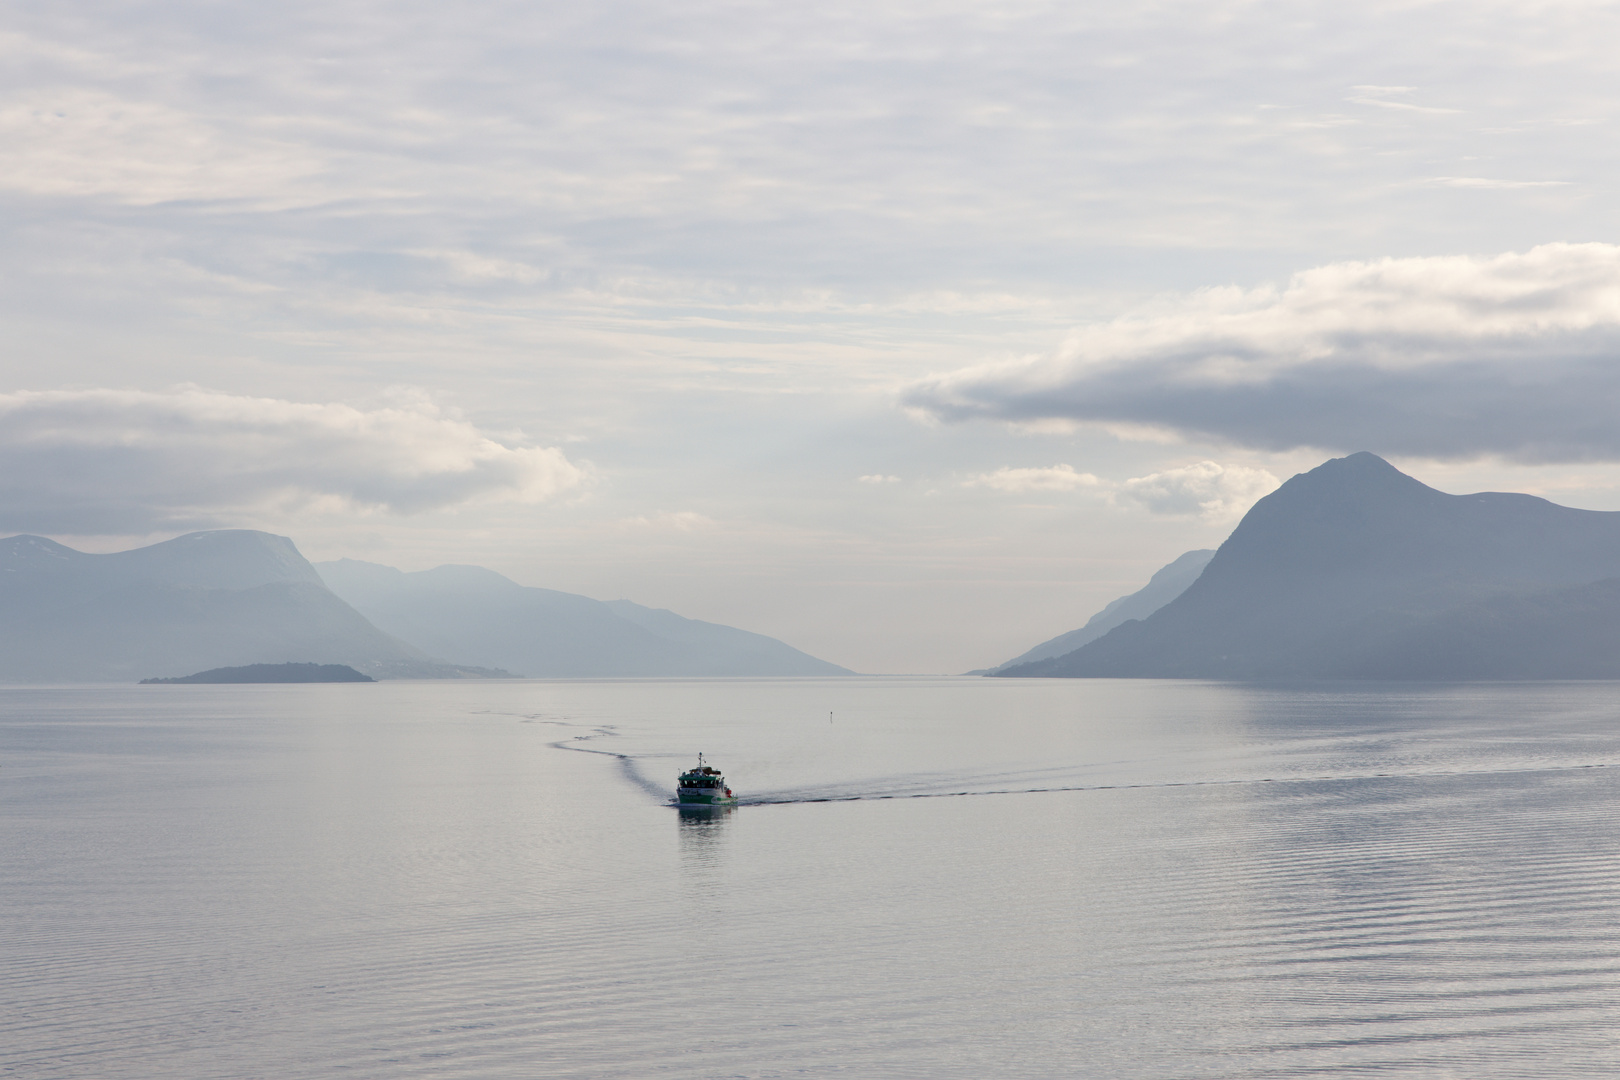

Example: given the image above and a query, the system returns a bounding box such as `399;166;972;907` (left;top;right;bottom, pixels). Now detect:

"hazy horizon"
6;1;1620;672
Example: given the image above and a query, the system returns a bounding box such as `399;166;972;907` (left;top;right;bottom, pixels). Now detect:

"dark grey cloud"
0;388;582;533
903;244;1620;463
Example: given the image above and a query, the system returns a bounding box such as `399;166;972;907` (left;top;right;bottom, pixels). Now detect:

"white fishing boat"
677;753;736;805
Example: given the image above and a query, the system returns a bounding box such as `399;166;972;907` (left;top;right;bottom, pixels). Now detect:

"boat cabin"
679;766;724;790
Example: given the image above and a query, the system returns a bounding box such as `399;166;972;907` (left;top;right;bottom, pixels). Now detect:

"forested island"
141;663;376;684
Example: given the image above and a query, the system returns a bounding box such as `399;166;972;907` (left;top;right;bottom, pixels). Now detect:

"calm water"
5;677;1620;1078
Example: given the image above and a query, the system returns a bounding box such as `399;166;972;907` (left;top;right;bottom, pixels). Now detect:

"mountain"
315;559;854;677
0;531;498;682
1000;453;1620;680
976;549;1214;674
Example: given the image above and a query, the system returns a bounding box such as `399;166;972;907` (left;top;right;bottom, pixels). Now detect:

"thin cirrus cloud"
0;89;327;206
961;461;1276;521
1423;177;1570;189
904;243;1620;464
961;464;1100;493
0;388;583;533
1114;462;1279;521
1344;84;1460;114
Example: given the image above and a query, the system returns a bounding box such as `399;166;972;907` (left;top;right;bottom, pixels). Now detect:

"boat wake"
513;711;1620;808
735;761;1620;805
506;713;681;802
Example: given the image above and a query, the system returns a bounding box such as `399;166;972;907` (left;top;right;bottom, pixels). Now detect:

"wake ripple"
737;761;1620;806
534;719;680;802
530;715;1620;810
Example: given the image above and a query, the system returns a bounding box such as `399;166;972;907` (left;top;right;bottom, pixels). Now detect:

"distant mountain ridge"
1000;453;1620;680
976;548;1214;674
0;529;852;682
316;559;854;677
1;530;323;592
0;531;483;683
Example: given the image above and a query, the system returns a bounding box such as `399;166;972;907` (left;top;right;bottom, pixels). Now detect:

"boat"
677;753;736;805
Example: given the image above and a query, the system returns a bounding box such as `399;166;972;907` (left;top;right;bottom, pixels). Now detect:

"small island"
141;662;376;684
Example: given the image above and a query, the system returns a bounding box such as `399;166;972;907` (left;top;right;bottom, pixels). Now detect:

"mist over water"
6;677;1620;1077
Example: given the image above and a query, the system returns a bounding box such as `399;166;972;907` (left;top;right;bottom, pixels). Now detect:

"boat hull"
677;790;737;806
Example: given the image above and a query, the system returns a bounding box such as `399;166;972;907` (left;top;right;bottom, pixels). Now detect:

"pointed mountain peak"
1238;452;1443;527
1294;451;1433;490
1335;450;1396;468
1014;453;1620;680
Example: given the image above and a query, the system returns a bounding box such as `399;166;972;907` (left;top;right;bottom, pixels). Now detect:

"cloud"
960;460;1273;519
858;474;901;484
619;511;717;533
903;243;1620;464
1346;97;1460;115
0;388;583;533
0;89;326;205
1345;84;1460;114
962;464;1100;492
1423;177;1570;189
1116;462;1278;521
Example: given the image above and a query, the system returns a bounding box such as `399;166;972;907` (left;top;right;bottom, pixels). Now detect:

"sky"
4;0;1620;673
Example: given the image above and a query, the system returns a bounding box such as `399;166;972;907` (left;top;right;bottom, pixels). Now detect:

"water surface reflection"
676;804;733;872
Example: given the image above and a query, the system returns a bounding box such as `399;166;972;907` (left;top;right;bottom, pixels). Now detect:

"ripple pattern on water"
6;679;1620;1078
